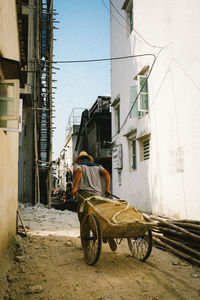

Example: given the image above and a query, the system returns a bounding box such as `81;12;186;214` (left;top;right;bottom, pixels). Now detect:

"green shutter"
130;86;138;118
140;94;148;110
138;76;148;112
132;140;136;169
143;139;150;160
129;10;133;32
117;105;120;133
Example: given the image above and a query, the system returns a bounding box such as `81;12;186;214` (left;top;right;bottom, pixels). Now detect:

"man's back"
74;163;104;196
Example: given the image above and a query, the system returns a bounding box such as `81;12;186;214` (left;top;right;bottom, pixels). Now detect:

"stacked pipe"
142;213;200;266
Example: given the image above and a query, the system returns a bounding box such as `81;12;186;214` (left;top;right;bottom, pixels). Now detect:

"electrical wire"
48;53;156;64
33;52;159;138
169;70;187;217
112;48;163;139
149;58;200;111
27;54;163;139
100;0;164;49
100;0;129;31
26;53;156;65
110;0;164;48
31;52;159;139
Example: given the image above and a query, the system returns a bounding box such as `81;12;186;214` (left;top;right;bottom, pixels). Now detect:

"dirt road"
2;204;200;300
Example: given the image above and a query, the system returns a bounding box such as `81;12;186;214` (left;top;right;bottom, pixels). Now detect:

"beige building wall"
0;0;20;60
0;131;19;258
0;0;20;259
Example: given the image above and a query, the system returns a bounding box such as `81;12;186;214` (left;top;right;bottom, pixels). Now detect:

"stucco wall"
0;0;20;259
111;0;200;219
0;0;20;60
0;130;18;258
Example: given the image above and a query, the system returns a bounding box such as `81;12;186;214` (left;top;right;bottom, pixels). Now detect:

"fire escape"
34;0;58;205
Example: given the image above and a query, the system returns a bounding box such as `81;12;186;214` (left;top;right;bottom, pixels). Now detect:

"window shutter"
0;79;20;131
138;75;148;112
132;140;136;169
129;10;133;32
143;139;150;160
130;86;138;118
117;105;120;133
114;104;120;133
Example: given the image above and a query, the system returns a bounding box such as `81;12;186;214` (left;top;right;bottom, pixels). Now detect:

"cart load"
79;195;154;265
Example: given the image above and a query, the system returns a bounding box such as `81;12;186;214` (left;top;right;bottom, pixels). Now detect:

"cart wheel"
127;228;152;262
81;214;102;265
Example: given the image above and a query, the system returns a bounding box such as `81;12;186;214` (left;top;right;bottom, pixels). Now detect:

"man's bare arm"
71;168;82;195
101;169;111;196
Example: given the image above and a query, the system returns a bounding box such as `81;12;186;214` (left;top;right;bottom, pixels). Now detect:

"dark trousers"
76;190;94;222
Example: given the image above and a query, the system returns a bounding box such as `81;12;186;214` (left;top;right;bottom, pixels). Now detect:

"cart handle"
107;192;120;200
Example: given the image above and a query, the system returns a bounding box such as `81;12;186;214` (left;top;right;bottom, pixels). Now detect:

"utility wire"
31;52;158;138
35;52;159;138
100;0;129;31
49;53;156;64
112;49;163;139
100;0;164;49
26;53;157;64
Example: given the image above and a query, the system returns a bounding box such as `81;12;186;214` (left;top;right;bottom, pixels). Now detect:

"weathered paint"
0;0;20;60
0;0;20;259
111;0;200;219
0;131;19;258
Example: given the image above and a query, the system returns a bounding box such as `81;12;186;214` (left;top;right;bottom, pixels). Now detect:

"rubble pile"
17;202;80;237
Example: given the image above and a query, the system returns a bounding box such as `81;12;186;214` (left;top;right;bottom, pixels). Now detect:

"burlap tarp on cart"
82;196;152;239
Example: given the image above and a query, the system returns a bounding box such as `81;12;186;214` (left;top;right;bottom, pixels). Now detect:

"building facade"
55;125;79;192
17;0;54;205
0;0;21;260
75;96;112;173
110;0;200;219
0;0;55;262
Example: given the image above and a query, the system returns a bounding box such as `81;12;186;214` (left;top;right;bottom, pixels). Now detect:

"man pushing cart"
72;151;153;265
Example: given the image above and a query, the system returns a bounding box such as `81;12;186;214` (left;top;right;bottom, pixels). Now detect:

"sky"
52;0;111;160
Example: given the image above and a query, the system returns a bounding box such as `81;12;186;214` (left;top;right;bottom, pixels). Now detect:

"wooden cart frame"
78;195;153;265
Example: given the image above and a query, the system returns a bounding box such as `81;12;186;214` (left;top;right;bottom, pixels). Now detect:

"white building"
65;125;80;171
55;124;80;191
110;0;200;219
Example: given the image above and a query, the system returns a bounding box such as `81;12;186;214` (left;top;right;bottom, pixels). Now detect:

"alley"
2;204;200;300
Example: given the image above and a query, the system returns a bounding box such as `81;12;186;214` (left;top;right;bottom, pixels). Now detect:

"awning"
123;129;137;139
111;96;120;107
136;132;151;140
0;57;20;79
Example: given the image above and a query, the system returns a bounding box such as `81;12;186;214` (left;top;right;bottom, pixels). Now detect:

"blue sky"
53;0;111;159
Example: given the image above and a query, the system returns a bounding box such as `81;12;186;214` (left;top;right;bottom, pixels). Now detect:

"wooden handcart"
78;195;153;265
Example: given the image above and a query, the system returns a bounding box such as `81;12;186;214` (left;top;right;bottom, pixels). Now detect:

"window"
0;79;22;131
118;170;122;186
130;85;139;118
129;9;133;33
116;104;120;133
125;129;137;171
111;96;120;133
122;0;133;33
138;75;148;112
132;139;137;169
143;139;150;160
139;137;150;161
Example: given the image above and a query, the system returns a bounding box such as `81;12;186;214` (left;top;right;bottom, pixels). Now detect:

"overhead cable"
112;49;163;139
41;53;156;64
100;0;164;49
